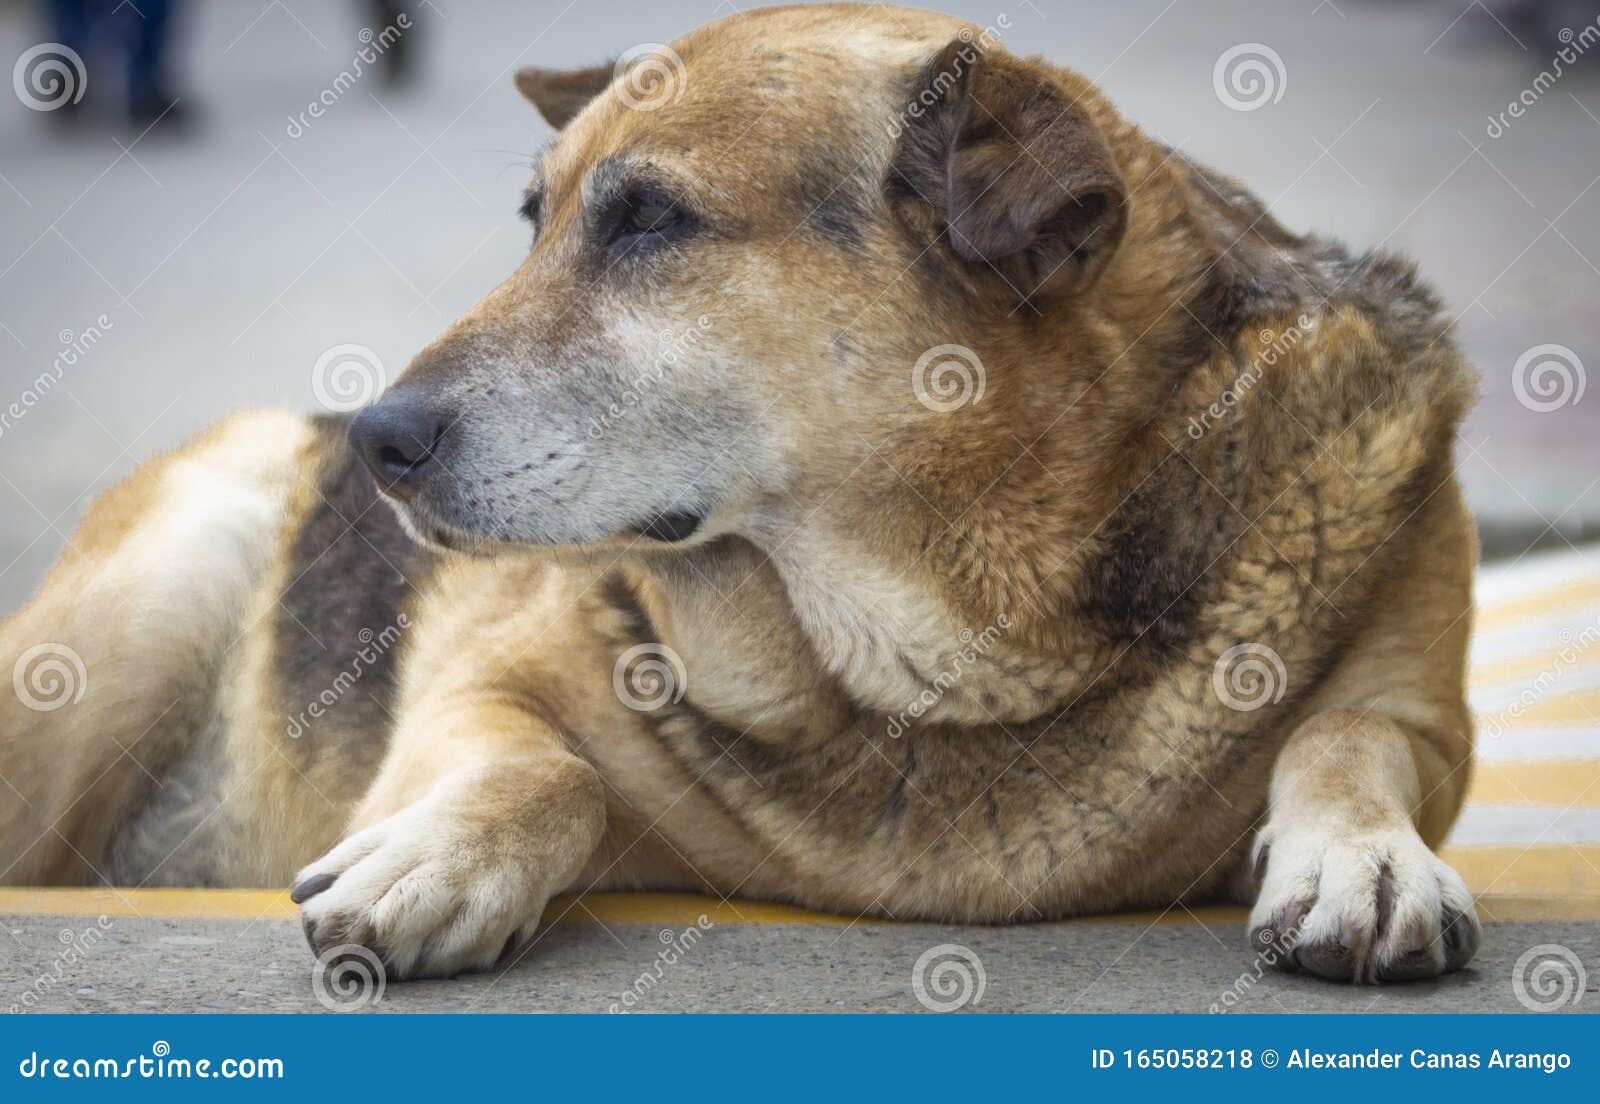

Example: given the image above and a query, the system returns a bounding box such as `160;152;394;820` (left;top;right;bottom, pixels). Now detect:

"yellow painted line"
1441;844;1600;900
1464;761;1600;806
1476;575;1600;634
4;871;1598;923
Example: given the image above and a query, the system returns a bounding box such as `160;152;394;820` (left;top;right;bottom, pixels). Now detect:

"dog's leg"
1248;708;1481;982
291;696;605;979
1247;490;1481;983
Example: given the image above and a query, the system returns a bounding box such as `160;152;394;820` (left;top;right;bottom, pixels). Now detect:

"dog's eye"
518;188;543;238
610;190;689;250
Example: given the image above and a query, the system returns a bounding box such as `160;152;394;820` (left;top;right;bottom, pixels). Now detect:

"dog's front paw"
1248;820;1480;983
291;769;556;980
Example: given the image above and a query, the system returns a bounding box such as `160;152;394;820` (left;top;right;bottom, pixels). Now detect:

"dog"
1;3;1482;985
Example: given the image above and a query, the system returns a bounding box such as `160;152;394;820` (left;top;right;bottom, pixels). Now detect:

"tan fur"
1;4;1480;983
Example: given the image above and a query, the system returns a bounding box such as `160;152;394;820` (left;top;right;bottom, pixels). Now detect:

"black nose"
347;395;446;493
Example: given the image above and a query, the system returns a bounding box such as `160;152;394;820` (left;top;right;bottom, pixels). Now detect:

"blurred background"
1;0;1597;614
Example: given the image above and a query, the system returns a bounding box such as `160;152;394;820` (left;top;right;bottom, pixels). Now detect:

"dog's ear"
891;41;1127;300
515;65;613;129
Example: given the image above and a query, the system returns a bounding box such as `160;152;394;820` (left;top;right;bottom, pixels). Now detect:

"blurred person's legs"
45;0;90;122
123;0;186;126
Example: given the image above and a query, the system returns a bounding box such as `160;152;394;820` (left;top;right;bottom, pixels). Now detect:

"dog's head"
350;4;1129;556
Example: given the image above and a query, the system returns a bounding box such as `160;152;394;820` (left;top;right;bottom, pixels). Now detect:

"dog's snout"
348;394;447;495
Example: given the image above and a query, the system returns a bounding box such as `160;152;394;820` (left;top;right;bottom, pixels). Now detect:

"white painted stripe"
1469;607;1600;669
1473;728;1600;763
1476;544;1600;607
1445;804;1600;847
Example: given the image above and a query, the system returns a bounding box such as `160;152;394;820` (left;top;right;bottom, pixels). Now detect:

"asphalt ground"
4;904;1597;1014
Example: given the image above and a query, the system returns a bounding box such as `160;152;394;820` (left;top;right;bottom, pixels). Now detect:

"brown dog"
0;4;1480;985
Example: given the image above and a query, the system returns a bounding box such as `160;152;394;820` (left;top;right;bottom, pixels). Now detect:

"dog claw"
291;871;337;904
